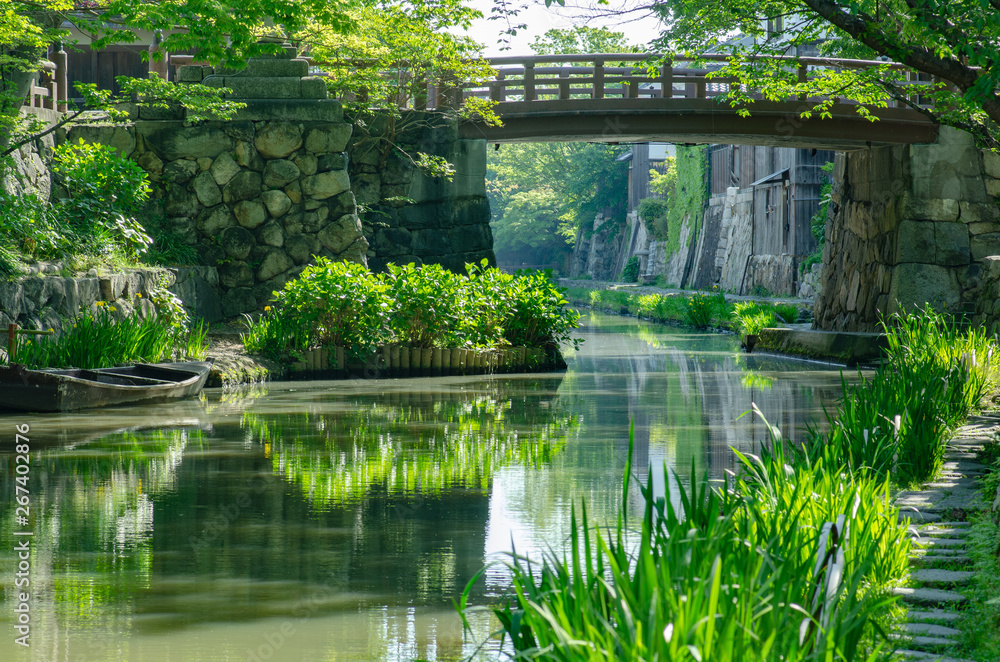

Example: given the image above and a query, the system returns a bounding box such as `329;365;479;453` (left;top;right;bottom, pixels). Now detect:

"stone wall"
815;127;1000;331
570;213;629;280
0;264;223;341
349;112;494;272
62;53;368;319
0;265;169;340
717;188;755;293
2;107;60;199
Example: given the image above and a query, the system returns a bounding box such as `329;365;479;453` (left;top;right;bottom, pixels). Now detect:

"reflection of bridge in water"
440;53;939;149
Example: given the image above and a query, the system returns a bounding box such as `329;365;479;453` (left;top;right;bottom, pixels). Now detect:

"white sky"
462;1;665;56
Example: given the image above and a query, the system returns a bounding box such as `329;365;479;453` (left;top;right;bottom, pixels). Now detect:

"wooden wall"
708;144;834;261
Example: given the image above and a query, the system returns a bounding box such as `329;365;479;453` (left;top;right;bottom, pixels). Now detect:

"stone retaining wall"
2;107;60;199
349;111;494;272
816;128;1000;331
0;266;170;339
0;264;223;340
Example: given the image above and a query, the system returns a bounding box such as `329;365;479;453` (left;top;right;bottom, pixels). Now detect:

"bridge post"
559;69;570;100
52;42;67;111
593;59;604;99
491;72;505;103
659;59;673;99
523;62;535;102
797;63;808;101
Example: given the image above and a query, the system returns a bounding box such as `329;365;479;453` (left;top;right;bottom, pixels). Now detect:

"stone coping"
754;327;888;366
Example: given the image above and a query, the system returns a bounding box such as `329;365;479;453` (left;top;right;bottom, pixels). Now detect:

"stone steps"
891;436;986;662
911;537;968;548
909;555;973;568
909;569;975;586
906;609;962;623
892;587;969;607
895;649;976;662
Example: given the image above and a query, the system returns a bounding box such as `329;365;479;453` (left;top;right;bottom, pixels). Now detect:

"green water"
0;313;851;661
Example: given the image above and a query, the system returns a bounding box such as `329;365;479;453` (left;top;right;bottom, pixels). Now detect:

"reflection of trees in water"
0;428;195;655
242;380;577;508
566;316;848;480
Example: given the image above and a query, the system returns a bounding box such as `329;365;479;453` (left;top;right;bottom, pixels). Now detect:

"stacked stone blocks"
349;111;494;273
816;128;1000;331
64;53;368;318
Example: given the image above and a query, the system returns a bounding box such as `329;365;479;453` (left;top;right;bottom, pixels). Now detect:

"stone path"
889;418;994;662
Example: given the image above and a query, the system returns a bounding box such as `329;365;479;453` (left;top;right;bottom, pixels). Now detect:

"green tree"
529;25;643;55
1;0;351;156
642;0;1000;147
492;186;564;264
487;141;629;269
487;26;633;270
299;0;499;181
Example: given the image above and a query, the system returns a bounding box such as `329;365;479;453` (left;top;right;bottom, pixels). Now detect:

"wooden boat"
0;361;213;412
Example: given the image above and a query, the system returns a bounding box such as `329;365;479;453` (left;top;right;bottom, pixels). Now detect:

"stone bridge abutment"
816;127;1000;331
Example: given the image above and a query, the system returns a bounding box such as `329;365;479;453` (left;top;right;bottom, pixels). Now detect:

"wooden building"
708;144;834;267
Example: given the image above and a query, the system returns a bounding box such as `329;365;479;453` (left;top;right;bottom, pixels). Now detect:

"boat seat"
81;370;173;386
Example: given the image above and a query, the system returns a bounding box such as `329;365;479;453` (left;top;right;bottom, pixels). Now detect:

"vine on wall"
662;145;708;259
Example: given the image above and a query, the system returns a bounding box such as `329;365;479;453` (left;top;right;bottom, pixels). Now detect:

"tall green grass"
464;423;908;662
9;307;208;369
802;306;998;487
459;305;996;660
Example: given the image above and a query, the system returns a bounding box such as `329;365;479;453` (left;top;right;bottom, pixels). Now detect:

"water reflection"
1;313;853;661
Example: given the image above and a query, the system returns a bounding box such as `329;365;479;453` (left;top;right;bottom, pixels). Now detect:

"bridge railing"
449;53;937;111
169;51;939;113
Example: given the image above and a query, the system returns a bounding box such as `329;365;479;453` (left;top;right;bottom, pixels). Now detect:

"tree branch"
1;108;86;158
799;0;1000;128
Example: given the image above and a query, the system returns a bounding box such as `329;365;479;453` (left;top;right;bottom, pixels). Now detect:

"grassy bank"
5;301;208;369
563;285;801;334
460;307;998;661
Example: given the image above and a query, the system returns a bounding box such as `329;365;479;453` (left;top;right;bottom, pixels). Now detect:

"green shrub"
241;259;582;359
460;260;516;347
383;262;462;348
682;292;714;328
620;255;640;283
52;139;153;258
504;270;582;349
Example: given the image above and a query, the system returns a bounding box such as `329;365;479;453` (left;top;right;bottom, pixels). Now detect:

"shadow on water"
0;313;856;661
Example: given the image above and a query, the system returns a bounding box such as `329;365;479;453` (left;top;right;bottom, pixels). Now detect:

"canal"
1;313;852;661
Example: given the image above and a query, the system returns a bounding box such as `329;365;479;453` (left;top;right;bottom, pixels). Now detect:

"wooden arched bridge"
428;54;940;150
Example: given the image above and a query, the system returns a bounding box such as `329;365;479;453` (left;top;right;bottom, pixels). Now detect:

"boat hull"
0;362;213;412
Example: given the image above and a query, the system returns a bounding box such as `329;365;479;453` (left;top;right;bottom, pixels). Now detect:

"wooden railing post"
593;59;604;99
523;61;535;102
628;76;639;98
559;68;570;100
659;58;673;99
148;32;168;80
491;71;506;102
797;62;808;101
